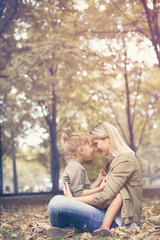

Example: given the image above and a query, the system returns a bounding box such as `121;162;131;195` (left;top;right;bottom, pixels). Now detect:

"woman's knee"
48;195;69;227
48;195;65;213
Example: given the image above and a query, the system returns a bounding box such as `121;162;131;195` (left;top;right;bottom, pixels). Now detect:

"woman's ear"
106;135;110;143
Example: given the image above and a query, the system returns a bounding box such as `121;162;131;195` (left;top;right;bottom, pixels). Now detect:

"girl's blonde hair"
90;122;134;159
61;132;93;162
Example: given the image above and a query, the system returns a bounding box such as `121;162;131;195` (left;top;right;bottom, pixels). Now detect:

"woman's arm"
75;195;97;205
63;181;97;206
91;156;136;208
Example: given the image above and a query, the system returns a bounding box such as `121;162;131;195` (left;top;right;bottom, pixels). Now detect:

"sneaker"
92;227;112;237
46;226;75;238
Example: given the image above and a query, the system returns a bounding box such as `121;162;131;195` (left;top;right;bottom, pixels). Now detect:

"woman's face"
93;137;110;157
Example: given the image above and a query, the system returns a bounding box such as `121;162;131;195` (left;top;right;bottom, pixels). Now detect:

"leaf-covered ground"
0;194;160;240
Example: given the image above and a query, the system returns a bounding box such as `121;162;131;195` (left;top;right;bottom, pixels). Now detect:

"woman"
46;122;143;238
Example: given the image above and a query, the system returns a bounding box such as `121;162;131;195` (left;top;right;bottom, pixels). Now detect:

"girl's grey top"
63;160;91;197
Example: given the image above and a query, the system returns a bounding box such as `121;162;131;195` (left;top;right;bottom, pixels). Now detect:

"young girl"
46;131;123;238
61;132;107;197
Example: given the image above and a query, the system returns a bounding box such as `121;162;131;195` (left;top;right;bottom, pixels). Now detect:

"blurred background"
0;0;160;195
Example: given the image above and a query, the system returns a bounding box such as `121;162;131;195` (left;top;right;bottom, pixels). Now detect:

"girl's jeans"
48;195;118;233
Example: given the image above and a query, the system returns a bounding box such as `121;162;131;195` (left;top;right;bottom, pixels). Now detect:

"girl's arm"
91;169;107;188
81;178;107;196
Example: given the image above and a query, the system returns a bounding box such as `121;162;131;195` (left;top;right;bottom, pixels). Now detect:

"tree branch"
38;100;51;126
101;89;130;146
135;113;149;152
110;0;146;36
131;70;142;125
0;0;18;37
141;0;160;67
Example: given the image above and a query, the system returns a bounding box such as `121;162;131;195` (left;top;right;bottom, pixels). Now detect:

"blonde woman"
47;122;143;238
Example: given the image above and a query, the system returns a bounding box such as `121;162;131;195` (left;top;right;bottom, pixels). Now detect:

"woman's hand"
63;181;73;198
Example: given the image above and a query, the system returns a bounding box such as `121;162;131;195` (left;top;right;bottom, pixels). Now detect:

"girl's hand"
98;169;107;180
63;181;73;198
99;177;107;190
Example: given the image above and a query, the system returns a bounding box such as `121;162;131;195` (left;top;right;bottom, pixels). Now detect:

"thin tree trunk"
123;39;135;152
0;124;3;195
148;162;152;185
38;89;60;193
0;0;18;37
12;139;18;194
50;128;60;193
124;71;135;151
50;85;59;193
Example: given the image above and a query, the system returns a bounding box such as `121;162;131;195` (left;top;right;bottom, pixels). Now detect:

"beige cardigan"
92;153;143;225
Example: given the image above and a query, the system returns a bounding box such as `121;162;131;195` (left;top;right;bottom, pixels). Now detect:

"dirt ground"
0;193;160;240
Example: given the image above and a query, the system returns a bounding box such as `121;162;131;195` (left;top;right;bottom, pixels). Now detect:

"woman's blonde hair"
90;122;134;159
61;132;93;162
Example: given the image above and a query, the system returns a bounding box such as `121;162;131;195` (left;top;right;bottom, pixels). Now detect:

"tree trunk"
12;139;18;194
148;162;152;185
0;0;18;37
50;85;60;193
38;84;60;193
124;72;135;151
0;125;3;195
50;129;60;193
123;40;136;152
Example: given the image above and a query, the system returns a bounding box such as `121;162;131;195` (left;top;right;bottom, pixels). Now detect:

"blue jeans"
48;195;118;233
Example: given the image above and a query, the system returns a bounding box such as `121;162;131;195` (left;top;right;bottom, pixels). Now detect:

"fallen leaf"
11;233;18;238
148;216;160;222
0;234;6;240
114;228;127;236
130;232;149;240
21;224;28;231
80;232;92;239
132;227;141;235
151;206;160;215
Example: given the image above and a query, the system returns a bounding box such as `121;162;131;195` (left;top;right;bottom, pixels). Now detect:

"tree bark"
49;85;59;193
124;72;135;151
0;125;3;195
0;0;18;37
12;138;18;194
123;39;135;152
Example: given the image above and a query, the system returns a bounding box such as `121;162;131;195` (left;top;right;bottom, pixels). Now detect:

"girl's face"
81;143;94;161
93;137;110;157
